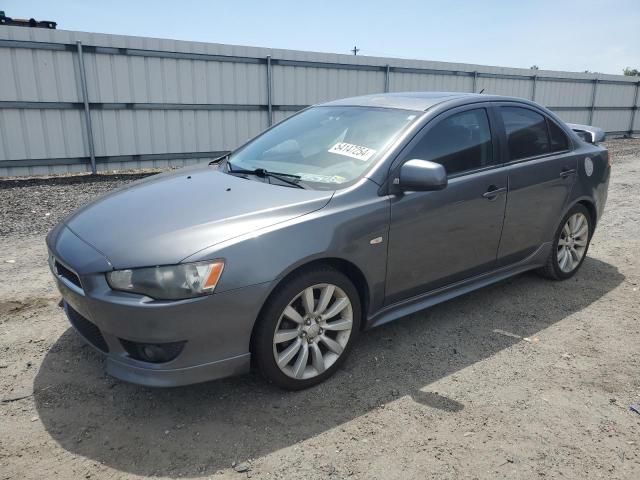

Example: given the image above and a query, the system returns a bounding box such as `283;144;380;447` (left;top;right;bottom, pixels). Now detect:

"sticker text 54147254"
328;142;377;162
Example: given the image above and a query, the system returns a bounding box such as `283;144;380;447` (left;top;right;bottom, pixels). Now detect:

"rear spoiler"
566;123;606;144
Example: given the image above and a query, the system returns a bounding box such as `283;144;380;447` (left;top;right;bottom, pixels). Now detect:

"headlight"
106;260;224;300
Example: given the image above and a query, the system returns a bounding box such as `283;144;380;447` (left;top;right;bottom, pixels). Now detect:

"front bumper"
48;225;270;387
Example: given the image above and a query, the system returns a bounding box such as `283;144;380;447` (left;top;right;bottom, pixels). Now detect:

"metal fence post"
588;78;598;125
75;41;96;174
629;81;640;136
472;71;478;93
531;75;537;101
384;64;390;92
266;55;273;127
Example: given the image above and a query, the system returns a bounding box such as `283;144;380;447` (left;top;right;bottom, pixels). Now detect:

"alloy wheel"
272;283;353;379
557;212;589;273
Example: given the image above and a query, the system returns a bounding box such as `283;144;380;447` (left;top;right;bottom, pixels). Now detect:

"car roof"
319;91;516;112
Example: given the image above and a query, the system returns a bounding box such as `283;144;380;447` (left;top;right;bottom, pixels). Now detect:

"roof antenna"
478;88;485;94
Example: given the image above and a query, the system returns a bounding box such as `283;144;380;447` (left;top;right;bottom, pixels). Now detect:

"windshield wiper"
227;164;305;189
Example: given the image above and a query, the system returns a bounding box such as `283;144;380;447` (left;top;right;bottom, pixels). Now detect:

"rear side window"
500;107;550;160
547;119;569;152
405;109;493;176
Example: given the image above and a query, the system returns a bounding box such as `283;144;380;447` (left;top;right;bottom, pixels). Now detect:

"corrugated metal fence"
1;25;639;177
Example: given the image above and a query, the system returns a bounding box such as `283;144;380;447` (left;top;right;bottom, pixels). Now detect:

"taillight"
606;151;612;167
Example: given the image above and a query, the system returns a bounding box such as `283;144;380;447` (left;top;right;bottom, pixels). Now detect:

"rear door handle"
482;186;507;200
560;168;577;178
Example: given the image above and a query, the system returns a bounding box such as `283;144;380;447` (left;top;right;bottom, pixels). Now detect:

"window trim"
492;103;574;166
387;103;500;182
546;116;571;154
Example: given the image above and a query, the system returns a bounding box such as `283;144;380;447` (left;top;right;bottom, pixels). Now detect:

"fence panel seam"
75;41;96;174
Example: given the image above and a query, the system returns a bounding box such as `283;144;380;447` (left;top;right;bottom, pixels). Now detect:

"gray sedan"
47;92;610;390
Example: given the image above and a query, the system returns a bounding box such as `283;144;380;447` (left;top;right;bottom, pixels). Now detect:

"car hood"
63;165;333;269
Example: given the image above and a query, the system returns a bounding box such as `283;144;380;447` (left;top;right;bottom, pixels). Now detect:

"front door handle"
560;168;577;178
482;186;507;200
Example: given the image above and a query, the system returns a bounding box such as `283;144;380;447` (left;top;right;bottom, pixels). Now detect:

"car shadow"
33;257;623;477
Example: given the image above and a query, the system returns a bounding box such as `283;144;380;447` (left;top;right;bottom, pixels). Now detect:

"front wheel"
537;204;592;280
252;267;361;390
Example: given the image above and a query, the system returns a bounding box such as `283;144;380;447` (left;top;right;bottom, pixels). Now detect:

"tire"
537;203;592;280
252;266;361;390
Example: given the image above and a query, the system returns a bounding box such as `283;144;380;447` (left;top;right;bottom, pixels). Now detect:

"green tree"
623;67;639;76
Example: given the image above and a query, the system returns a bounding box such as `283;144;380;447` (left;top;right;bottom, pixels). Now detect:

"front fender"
183;180;390;315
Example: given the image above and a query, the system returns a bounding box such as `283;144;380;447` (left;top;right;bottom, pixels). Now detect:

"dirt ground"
1;139;639;480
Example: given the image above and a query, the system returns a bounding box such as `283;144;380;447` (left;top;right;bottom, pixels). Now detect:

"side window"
500;107;550;160
405;109;493;176
547;119;569;152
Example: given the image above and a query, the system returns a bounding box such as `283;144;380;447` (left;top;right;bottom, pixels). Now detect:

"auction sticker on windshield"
328;142;377;162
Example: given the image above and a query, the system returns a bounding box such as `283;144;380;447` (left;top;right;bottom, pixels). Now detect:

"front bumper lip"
48;225;270;386
106;352;251;387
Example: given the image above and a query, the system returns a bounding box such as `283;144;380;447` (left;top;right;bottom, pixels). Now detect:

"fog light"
120;339;186;363
141;345;164;362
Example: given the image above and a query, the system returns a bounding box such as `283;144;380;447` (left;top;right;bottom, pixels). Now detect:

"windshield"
226;106;419;189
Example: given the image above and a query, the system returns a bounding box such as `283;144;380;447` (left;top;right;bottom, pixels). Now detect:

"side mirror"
395;159;447;192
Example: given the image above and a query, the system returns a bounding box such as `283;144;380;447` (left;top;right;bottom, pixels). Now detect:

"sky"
2;0;639;75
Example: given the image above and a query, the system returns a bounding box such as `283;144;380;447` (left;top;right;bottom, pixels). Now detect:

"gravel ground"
1;138;639;480
0;172;154;238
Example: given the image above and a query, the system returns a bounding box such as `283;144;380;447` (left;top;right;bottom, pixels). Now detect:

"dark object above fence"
0;11;57;29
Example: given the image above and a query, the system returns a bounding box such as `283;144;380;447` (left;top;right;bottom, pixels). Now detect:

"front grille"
55;261;82;289
66;304;109;353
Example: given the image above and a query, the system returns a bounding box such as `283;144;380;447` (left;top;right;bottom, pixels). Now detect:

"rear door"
494;104;577;266
385;105;508;304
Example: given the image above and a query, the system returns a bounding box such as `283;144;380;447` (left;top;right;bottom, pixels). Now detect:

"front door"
385;106;507;305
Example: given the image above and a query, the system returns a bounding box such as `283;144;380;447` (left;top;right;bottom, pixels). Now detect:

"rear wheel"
537;204;592;280
253;267;361;390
